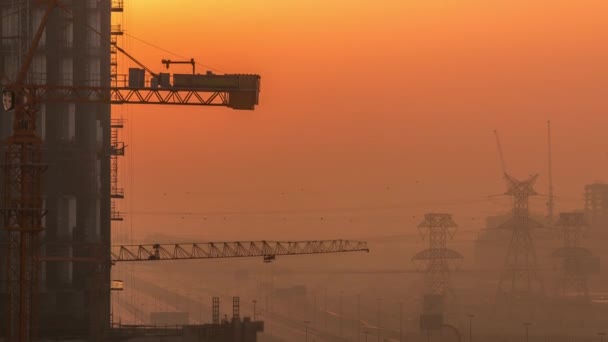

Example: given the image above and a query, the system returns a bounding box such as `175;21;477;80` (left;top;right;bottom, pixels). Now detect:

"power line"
59;5;226;76
122;196;508;217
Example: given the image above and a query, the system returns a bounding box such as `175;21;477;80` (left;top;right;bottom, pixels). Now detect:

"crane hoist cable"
493;129;509;179
57;3;158;78
61;4;224;75
124;32;225;73
114;44;157;77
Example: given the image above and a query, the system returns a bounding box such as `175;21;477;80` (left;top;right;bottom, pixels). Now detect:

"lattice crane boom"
112;240;369;263
35;240;370;264
18;81;260;109
14;1;57;85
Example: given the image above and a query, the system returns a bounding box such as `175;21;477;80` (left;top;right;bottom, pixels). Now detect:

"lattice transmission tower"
496;174;545;300
413;213;463;295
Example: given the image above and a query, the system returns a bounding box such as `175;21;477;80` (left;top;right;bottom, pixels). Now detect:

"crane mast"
2;2;58;340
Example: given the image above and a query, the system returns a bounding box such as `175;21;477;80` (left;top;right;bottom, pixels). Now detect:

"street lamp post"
467;314;475;342
324;288;328;330
598;332;606;342
339;290;343;338
313;293;317;327
399;302;403;342
304;320;311;342
357;294;361;342
523;322;532;342
377;298;382;342
199;297;203;324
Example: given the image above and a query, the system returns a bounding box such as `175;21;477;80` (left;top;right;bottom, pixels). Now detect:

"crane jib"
2;79;260;111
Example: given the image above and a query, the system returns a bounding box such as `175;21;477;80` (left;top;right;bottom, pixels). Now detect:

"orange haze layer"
112;1;608;243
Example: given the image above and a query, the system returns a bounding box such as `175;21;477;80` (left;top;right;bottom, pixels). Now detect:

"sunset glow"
112;1;608;242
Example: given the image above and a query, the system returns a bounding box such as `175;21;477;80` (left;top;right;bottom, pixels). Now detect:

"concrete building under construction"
1;0;112;340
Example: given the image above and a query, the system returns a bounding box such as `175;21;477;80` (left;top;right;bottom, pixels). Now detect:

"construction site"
1;1;608;341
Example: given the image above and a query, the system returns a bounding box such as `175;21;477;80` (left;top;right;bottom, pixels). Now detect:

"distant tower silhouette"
553;212;596;302
558;212;584;248
584;183;608;226
212;297;220;324
413;213;463;295
496;174;545;300
546;120;555;226
414;213;462;333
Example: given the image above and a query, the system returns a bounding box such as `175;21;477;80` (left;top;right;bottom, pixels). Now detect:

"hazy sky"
112;1;608;243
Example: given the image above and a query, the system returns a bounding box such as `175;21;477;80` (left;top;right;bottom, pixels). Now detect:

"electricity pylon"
496;174;545;301
413;213;462;295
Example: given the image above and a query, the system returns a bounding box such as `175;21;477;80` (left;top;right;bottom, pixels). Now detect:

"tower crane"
0;2;368;341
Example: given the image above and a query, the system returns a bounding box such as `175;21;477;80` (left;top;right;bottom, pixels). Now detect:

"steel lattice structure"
22;84;255;108
2;132;46;342
1;2;54;339
496;174;545;300
413;213;462;295
111;240;369;263
27;239;369;264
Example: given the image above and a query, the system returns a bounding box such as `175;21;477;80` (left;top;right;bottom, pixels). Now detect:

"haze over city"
116;1;608;242
1;1;608;341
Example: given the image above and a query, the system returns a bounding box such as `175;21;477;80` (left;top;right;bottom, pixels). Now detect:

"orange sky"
111;1;608;244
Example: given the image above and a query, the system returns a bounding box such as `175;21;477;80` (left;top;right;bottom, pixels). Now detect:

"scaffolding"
110;119;124;221
110;0;124;86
